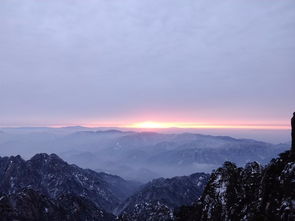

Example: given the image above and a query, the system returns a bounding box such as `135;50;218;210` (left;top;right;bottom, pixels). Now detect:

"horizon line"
0;122;290;130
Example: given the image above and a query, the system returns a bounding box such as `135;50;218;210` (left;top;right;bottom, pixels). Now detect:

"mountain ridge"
0;153;140;213
175;150;295;220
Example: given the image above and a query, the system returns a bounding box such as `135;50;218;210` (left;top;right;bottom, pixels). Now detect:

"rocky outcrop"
0;188;115;221
118;173;209;220
0;153;140;213
119;201;173;221
175;151;295;221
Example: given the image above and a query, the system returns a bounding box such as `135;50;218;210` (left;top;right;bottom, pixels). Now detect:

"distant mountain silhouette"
0;128;289;182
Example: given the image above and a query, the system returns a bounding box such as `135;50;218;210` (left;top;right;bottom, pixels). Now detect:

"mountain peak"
0;153;140;213
29;153;63;163
176;149;295;220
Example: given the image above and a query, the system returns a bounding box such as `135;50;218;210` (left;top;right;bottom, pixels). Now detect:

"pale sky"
0;0;294;127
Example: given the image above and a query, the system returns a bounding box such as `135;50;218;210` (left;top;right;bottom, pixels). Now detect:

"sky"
0;0;294;128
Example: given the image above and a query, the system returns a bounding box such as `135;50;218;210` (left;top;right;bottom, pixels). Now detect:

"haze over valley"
0;126;290;182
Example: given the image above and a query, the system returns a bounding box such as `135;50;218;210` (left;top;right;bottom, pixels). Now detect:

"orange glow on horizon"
123;121;289;130
130;121;166;129
38;120;290;130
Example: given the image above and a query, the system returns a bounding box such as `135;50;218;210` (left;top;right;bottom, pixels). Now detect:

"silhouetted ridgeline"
175;150;295;221
0;150;294;220
0;153;141;213
0;153;208;220
117;172;209;220
0;188;115;221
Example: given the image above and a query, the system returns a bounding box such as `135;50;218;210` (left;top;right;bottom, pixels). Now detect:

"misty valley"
0;127;294;220
0;128;289;182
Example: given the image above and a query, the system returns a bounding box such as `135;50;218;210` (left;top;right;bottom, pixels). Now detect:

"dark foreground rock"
117;173;209;220
0;188;115;221
175;150;295;221
0;153;140;213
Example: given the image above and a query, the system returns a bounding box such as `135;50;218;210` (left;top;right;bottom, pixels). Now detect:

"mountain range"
0;153;210;220
117;172;209;219
0;125;293;220
0;129;289;182
0;149;294;220
0;153;140;213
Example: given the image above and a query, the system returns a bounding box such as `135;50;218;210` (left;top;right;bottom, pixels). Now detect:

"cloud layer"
0;0;294;125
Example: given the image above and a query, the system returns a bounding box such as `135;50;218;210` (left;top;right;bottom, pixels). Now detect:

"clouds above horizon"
0;0;294;126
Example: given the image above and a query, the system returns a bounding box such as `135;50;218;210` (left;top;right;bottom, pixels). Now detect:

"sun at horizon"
123;121;289;130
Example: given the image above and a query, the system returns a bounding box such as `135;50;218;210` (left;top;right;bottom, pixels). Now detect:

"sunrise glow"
124;122;289;130
131;121;168;129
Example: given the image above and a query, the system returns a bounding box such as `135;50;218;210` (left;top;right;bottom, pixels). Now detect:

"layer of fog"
0;127;290;182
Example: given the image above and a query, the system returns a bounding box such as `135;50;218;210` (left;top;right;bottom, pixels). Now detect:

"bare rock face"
179;161;262;220
0;188;115;221
258;151;295;220
117;173;209;221
175;151;295;221
119;201;174;221
0;153;140;213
